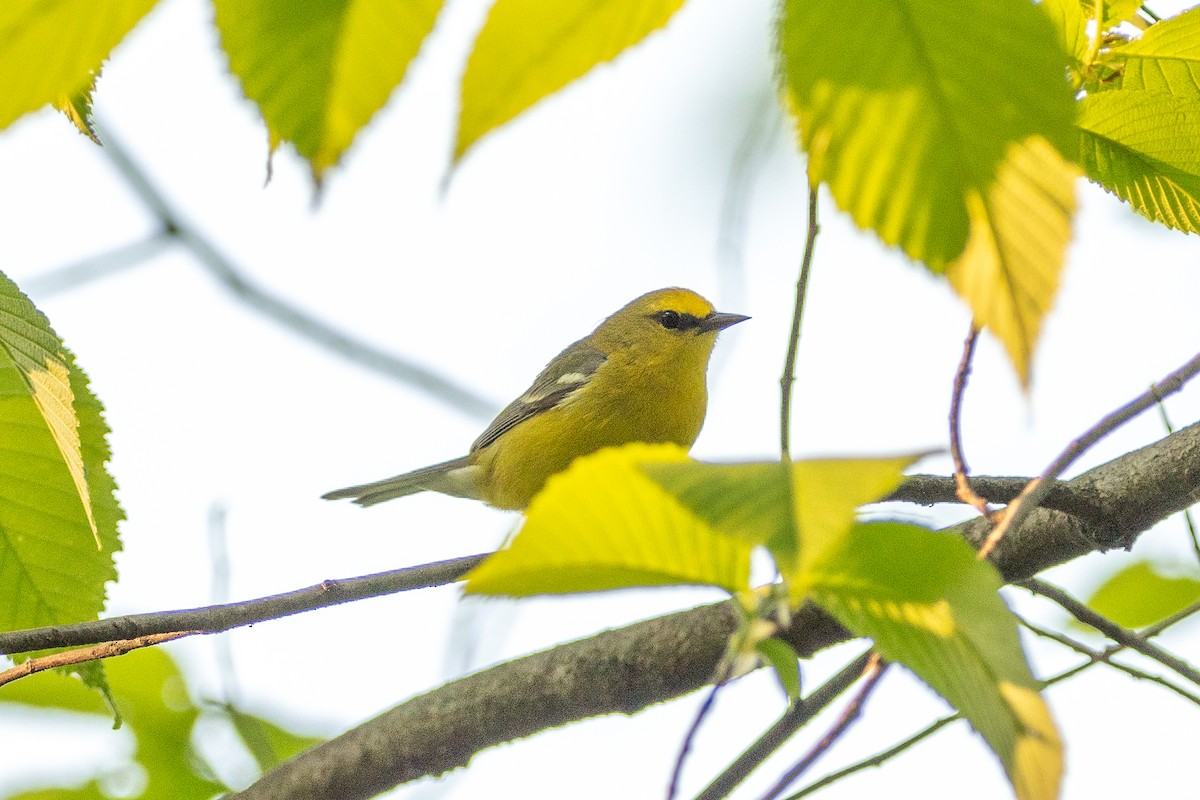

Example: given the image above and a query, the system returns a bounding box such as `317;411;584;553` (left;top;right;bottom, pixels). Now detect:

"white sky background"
2;0;1200;798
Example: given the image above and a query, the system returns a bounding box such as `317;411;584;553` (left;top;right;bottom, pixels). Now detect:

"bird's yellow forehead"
630;287;716;317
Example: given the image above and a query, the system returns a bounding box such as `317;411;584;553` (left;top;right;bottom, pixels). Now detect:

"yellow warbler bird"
322;287;748;511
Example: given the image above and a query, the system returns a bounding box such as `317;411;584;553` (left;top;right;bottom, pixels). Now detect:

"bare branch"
978;348;1200;557
0;631;193;688
227;420;1200;800
0;554;486;656
1019;577;1200;689
92;127;495;419
948;325;993;519
779;186;819;459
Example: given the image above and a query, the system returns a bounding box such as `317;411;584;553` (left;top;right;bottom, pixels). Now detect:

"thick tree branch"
228;421;1200;800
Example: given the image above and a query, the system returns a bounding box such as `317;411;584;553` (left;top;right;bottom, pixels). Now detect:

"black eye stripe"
650;310;702;331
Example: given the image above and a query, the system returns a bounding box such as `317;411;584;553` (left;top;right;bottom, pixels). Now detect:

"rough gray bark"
227;422;1200;800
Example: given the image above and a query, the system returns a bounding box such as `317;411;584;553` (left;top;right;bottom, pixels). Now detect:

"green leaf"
0;273;122;632
943;137;1078;385
755;638;801;700
1080;0;1143;28
213;0;444;182
777;0;1075;268
789;455;922;583
777;0;1077;384
224;704;325;773
0;0;159;132
1085;561;1200;629
2;648;223;799
1117;6;1200;95
810;522;1062;800
1041;0;1090;77
640;460;793;557
455;0;686;163
1077;88;1200;233
54;69;102;145
465;444;753;596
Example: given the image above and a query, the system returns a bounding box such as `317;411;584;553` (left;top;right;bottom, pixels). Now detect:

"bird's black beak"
699;311;750;333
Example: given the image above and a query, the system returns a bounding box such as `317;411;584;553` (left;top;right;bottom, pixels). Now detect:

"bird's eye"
656;310;682;329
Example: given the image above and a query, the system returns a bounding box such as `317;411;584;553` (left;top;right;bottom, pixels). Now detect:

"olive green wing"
470;339;607;453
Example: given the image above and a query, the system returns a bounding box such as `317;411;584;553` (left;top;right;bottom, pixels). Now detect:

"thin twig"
693;649;874;800
668;682;724;800
1020;577;1200;688
785;592;1200;798
0;631;193;688
1017;614;1200;707
94;126;495;419
978;348;1200;559
1154;399;1200;563
759;654;887;800
780;186;819;459
0;553;487;656
784;712;957;799
948;326;993;520
23;230;175;297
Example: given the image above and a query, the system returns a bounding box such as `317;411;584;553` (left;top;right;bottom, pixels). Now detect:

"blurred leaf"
1077;88;1200;232
1080;0;1143;28
789;455;922;585
455;0;686;163
641;460;793;558
224;704;325;773
0;273;122;633
755;638;801;700
1041;0;1090;83
465;444;753;596
777;0;1075;269
1118;6;1200;94
777;0;1076;384
0;0;158;131
2;648;223;799
1085;561;1200;629
810;522;1061;800
943;136;1077;384
214;0;444;182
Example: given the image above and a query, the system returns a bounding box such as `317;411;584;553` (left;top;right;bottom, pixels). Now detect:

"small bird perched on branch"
323;287;748;511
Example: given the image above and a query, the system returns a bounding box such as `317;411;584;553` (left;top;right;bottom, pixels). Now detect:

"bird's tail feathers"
322;456;481;507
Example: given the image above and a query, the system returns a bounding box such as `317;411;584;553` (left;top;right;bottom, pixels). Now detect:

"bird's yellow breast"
471;341;711;510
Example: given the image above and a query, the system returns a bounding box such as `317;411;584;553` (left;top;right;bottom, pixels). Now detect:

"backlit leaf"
455;0;686;163
214;0;444;182
1077;88;1200;233
0;0;158;131
0;273;122;632
465;444;752;596
810;522;1061;800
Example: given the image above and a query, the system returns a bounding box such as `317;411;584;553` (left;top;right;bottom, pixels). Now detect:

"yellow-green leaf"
1117;6;1200;96
465;444;752;596
2;648;223;799
811;522;1061;800
1085;561;1200;629
0;273;122;631
455;0;687;163
54;70;102;145
214;0;444;182
1077;88;1200;233
789;455;922;583
1041;0;1090;76
1079;0;1143;28
777;0;1075;270
0;0;159;131
944;136;1078;385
